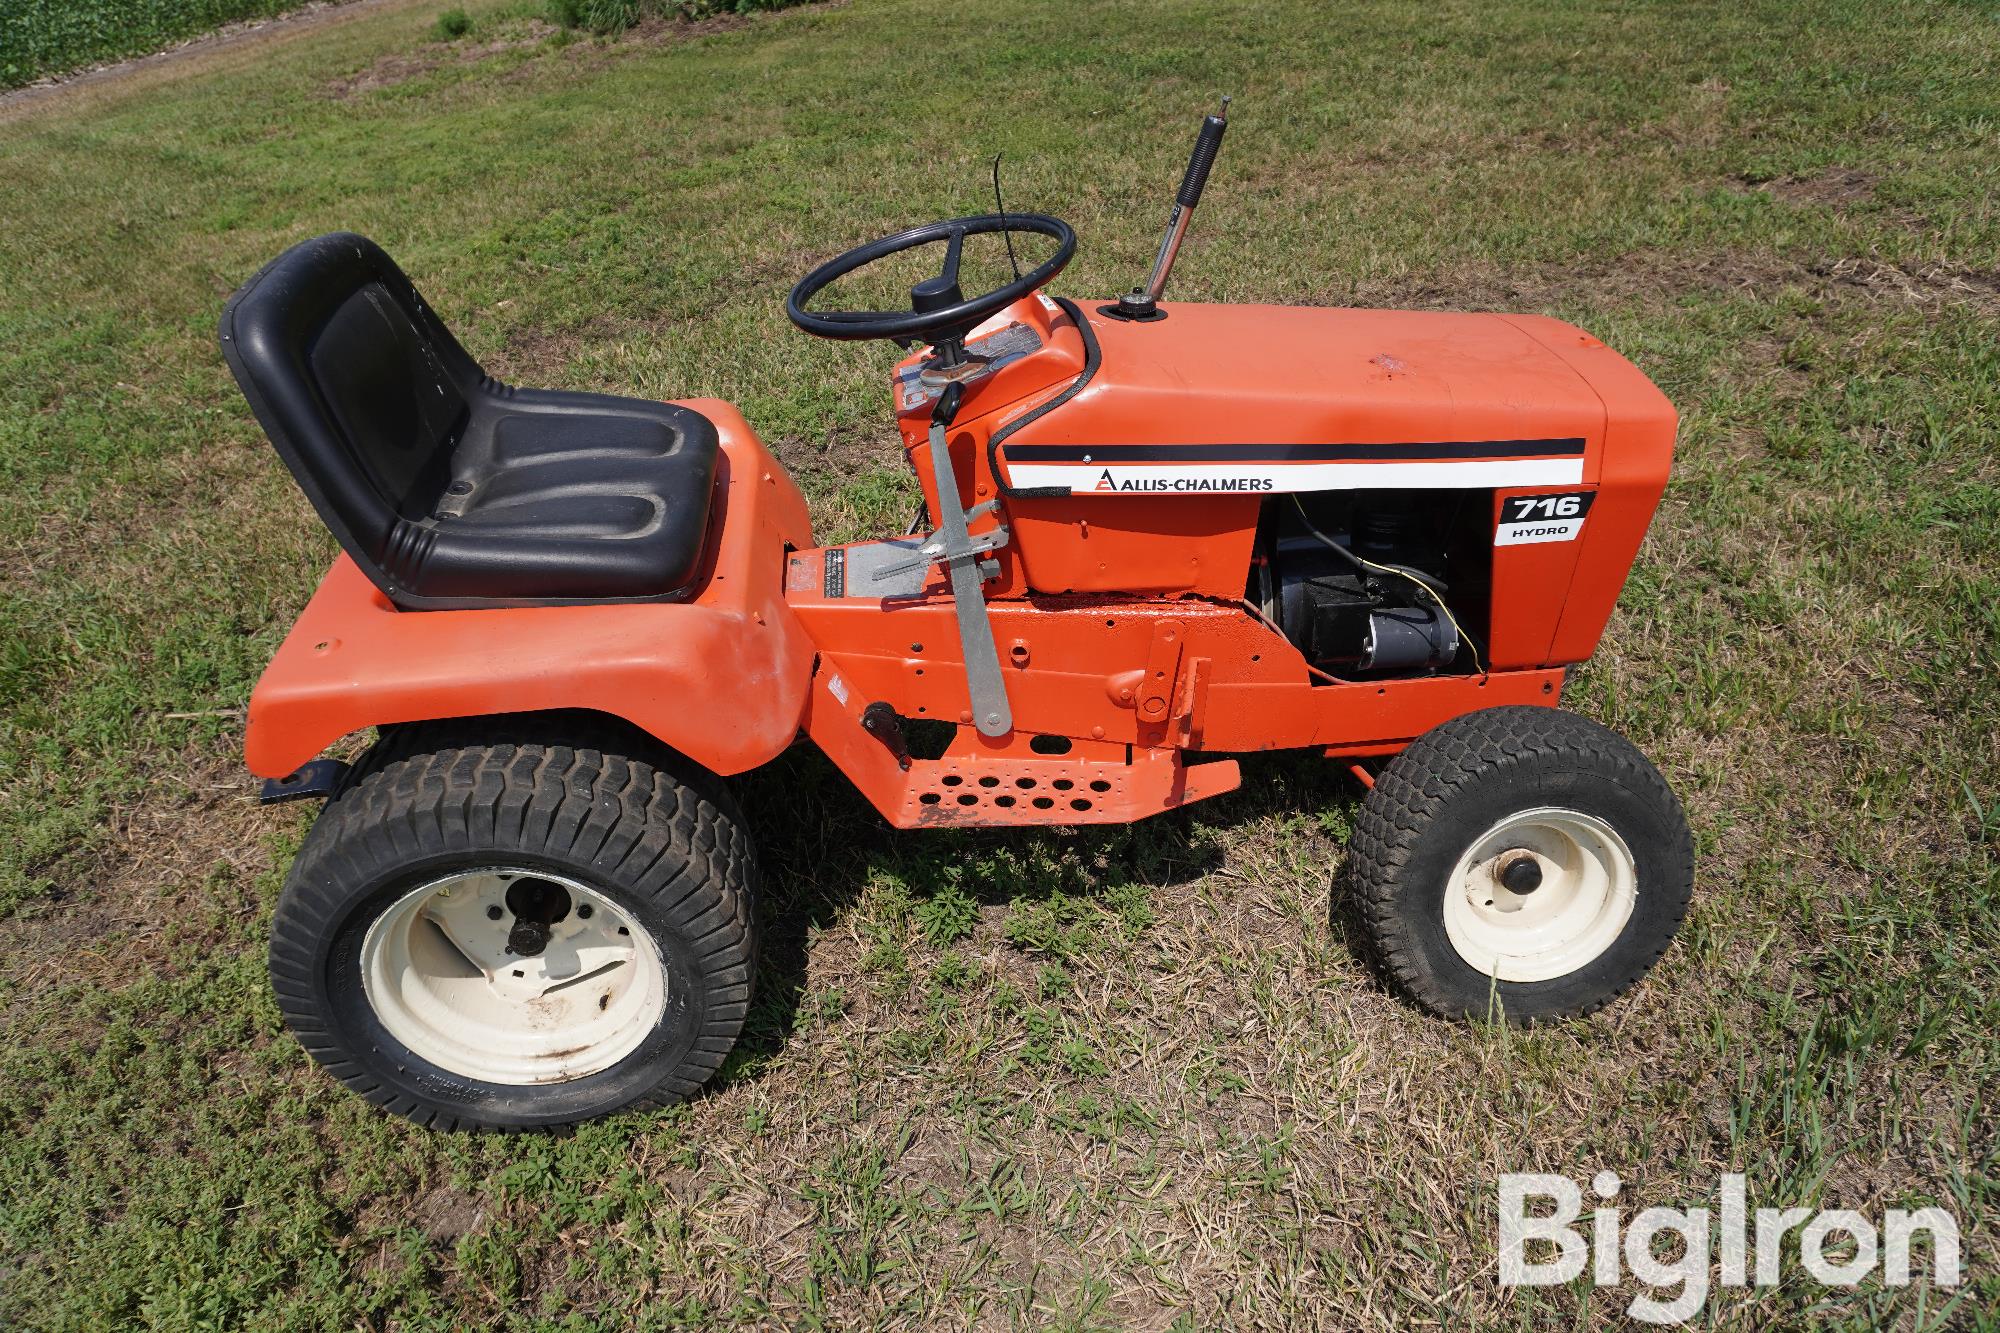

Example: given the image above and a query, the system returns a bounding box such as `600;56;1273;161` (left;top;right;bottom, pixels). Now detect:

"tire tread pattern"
267;715;755;1131
1349;705;1693;1022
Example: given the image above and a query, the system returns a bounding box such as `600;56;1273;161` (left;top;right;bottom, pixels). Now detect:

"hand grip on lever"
1176;110;1229;209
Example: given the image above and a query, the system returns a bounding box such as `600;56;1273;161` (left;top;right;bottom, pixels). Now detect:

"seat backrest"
219;232;483;589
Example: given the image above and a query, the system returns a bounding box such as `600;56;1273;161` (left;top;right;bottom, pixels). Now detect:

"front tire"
1349;706;1693;1022
268;717;756;1131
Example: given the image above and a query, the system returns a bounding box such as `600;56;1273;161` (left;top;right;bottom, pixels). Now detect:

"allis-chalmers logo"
1094;468;1275;493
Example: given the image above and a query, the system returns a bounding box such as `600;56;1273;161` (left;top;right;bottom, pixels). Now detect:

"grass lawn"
1;0;1996;1327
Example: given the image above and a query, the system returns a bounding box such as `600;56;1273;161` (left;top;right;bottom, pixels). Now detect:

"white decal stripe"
1009;458;1587;493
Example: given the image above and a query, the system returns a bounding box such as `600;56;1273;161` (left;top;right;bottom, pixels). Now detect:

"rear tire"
1349;706;1692;1022
268;717;756;1131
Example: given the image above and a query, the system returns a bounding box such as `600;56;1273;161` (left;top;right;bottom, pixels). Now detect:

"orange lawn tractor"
221;103;1692;1131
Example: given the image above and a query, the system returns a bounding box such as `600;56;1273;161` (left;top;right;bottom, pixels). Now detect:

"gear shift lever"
1105;96;1231;322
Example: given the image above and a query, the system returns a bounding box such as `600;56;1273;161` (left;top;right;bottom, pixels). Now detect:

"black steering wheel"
786;213;1076;349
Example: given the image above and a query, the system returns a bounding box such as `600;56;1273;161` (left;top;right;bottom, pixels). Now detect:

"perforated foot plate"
902;747;1239;827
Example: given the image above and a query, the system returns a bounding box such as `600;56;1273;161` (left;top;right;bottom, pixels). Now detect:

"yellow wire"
1288;494;1488;679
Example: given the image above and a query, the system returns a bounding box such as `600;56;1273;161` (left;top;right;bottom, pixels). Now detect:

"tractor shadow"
716;743;1370;1090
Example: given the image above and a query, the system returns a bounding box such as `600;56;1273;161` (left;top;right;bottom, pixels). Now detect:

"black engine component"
1260;493;1462;675
1359;604;1459;672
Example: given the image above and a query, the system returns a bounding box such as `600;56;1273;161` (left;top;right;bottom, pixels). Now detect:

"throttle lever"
1106;95;1231;322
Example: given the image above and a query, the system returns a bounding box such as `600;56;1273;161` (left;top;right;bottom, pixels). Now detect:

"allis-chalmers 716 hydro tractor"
221;105;1693;1130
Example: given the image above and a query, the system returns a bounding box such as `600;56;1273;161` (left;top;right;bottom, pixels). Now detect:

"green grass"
0;0;1996;1327
0;0;327;89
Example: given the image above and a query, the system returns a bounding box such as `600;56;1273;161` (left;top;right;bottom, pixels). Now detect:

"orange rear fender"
244;401;817;780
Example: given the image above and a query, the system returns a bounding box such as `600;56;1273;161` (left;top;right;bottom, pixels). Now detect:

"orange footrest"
897;746;1239;827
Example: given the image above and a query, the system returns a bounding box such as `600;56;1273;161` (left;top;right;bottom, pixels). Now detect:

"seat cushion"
219;232;721;611
379;387;722;608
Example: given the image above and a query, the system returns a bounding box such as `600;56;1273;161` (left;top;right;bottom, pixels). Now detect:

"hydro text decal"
1495;491;1595;546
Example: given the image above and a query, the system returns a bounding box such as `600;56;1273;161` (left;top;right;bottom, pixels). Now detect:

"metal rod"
927;412;1013;736
1139;206;1193;304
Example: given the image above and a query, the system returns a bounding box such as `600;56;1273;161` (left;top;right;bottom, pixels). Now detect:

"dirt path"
0;0;429;118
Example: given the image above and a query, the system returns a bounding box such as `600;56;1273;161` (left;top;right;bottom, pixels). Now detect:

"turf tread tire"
268;715;755;1131
1350;705;1693;1022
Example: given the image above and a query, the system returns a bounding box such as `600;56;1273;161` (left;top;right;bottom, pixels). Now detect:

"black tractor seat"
220;232;720;610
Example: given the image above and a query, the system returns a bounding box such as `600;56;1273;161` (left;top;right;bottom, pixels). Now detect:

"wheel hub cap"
1499;853;1544;895
1441;808;1638;983
360;868;666;1084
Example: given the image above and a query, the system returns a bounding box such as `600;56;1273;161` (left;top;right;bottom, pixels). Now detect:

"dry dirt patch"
409;1181;486;1245
0;745;290;1035
1745;166;1882;208
1814;255;2000;315
328;23;558;98
482;313;677;384
596;2;850;53
333;0;852;98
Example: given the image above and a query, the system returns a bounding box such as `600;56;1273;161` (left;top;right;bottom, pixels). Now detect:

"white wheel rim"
1440;807;1638;983
359;867;666;1085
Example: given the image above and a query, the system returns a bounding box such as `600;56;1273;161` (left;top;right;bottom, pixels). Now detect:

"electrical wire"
1239;597;1354;684
1287;494;1487;678
991;154;1021;281
1292;505;1447;593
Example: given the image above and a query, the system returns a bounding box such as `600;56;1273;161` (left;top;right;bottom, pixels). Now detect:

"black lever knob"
1176;105;1229;209
931;381;964;426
